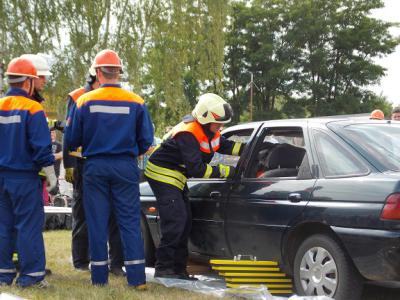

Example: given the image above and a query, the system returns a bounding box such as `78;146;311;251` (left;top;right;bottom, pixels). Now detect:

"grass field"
0;230;219;300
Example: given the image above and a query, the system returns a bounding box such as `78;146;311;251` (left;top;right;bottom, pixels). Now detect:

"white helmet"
88;62;96;77
20;54;52;76
192;93;233;124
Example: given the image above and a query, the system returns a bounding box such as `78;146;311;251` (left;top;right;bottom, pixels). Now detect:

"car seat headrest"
266;143;305;169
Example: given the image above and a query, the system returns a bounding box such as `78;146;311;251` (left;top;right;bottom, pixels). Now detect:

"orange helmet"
370;109;384;120
5;57;38;83
93;49;122;69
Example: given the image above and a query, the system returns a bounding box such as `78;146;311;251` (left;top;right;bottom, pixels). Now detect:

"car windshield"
335;123;400;171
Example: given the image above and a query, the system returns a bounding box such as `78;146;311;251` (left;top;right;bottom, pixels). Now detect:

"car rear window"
313;130;369;177
336;123;400;172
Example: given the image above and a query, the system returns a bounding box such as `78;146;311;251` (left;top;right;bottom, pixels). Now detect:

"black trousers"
146;178;192;273
71;159;123;269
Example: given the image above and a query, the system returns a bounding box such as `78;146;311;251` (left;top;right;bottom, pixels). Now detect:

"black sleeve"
56;142;62;153
175;133;222;178
217;136;246;156
62;96;77;169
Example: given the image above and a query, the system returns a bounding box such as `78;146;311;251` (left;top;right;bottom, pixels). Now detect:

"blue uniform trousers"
0;174;45;286
83;156;145;285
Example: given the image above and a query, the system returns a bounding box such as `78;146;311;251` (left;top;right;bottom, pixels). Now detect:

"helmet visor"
213;103;233;123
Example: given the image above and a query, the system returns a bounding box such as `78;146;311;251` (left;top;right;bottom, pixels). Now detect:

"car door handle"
210;191;222;198
288;193;302;203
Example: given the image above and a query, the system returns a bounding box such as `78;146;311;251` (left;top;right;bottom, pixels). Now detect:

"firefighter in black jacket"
145;93;245;280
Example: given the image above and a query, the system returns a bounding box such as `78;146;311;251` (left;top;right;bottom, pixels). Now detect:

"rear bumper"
333;226;400;282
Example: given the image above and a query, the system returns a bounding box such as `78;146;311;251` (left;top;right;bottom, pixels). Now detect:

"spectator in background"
370;109;385;120
50;129;62;202
391;106;400;121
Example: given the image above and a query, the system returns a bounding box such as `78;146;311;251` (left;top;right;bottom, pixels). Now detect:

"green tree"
283;0;398;116
225;0;398;120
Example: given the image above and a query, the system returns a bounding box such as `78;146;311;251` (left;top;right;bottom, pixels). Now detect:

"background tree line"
0;0;398;134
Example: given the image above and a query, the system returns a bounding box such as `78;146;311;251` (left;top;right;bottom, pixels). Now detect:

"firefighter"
20;54;51;104
21;54;63;131
63;66;125;275
66;49;153;287
145;93;245;280
0;57;57;287
370;109;385;120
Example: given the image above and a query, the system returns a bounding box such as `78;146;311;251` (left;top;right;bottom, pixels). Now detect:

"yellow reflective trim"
219;164;230;178
203;164;213;178
146;161;187;183
144;169;185;190
232;142;242;156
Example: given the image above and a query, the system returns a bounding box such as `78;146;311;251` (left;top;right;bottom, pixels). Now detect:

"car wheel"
140;215;155;267
293;234;363;300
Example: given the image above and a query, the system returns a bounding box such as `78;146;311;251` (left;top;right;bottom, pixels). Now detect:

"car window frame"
243;125;314;180
311;128;370;179
188;125;260;182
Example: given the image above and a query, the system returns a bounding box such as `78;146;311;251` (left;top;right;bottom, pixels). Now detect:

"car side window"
313;130;368;177
246;127;312;179
209;129;253;167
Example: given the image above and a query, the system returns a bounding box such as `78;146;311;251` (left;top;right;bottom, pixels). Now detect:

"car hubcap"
299;246;337;297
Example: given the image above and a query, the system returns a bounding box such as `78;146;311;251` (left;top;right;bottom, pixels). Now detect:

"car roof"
224;116;397;132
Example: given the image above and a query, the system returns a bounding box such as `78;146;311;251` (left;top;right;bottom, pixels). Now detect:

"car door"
225;124;317;261
187;126;258;257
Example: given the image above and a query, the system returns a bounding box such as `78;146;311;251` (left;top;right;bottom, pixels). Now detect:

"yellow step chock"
210;257;293;296
212;266;280;272
225;277;292;283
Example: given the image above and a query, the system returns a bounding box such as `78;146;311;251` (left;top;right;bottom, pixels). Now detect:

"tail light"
381;193;400;220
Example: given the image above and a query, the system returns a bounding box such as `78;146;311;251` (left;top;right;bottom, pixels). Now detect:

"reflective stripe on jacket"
146;120;244;190
171;121;221;153
0;88;54;173
66;84;154;158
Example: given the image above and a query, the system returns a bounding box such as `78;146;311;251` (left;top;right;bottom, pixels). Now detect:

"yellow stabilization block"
210;259;278;266
210;258;293;295
226;283;292;294
225;277;292;283
219;272;287;277
212;266;280;272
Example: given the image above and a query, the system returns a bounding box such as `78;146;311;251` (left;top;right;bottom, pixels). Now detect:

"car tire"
293;234;363;300
140;215;156;267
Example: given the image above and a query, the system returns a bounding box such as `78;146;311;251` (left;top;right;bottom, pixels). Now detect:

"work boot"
177;270;198;281
154;268;180;279
18;279;49;289
132;283;147;291
45;268;52;276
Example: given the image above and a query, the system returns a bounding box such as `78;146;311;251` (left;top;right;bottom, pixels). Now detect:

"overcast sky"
370;0;400;106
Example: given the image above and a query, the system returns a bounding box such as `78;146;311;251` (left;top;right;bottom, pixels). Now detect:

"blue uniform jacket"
66;84;154;158
0;88;54;175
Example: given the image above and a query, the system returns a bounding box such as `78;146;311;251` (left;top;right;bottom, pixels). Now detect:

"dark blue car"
140;118;400;300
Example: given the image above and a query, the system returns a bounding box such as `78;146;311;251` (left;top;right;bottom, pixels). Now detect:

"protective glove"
65;168;74;183
218;164;236;179
43;166;58;195
47;118;57;130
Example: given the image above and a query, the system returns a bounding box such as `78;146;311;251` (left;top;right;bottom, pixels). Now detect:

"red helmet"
5;57;38;81
93;49;122;69
370;109;384;120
